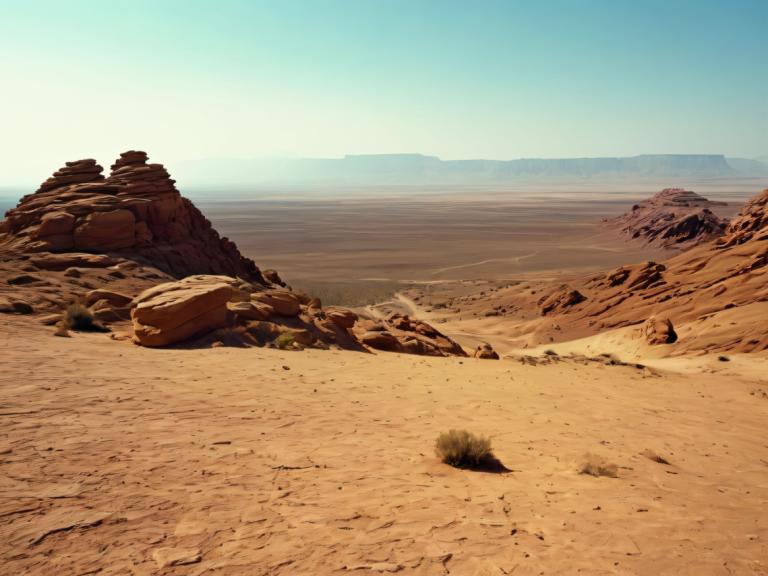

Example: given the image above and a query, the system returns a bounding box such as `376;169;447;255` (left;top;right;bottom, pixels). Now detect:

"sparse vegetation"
435;429;493;468
579;453;618;478
62;302;107;332
275;332;296;350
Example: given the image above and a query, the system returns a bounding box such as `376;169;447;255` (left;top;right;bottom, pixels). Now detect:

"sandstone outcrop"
642;317;678;345
0;152;469;358
354;313;466;357
474;342;499;359
1;151;266;282
603;188;728;249
496;189;768;353
132;276;249;347
539;286;586;316
127;275;467;355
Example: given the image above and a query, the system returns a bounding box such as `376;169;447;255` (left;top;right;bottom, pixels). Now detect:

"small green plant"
63;302;107;332
275;332;295;350
435;429;493;468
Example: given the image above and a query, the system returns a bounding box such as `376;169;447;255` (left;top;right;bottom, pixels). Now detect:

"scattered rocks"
474;342;499;359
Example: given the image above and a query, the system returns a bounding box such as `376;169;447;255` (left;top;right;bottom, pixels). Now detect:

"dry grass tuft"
275;332;296;350
435;429;493;468
63;302;107;332
579;453;618;478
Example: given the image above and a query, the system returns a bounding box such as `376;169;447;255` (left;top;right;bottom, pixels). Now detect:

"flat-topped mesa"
604;187;728;249
0;151;268;283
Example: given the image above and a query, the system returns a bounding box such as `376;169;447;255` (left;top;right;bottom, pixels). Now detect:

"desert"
2;2;767;575
1;150;766;575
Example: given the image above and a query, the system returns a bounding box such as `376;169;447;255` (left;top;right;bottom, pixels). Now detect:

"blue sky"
0;0;766;183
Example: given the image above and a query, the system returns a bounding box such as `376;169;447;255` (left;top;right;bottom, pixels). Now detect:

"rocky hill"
431;188;768;354
0;152;467;357
603;188;729;249
535;188;768;352
1;151;265;281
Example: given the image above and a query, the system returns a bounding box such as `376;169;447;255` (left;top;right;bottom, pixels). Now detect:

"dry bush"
275;332;295;350
63;302;107;332
579;453;618;478
435;429;493;468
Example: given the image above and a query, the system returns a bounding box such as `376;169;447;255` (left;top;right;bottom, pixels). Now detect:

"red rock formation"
1;151;267;283
603;188;728;249
532;189;768;352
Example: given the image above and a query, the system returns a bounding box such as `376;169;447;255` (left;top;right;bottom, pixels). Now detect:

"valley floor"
1;318;766;575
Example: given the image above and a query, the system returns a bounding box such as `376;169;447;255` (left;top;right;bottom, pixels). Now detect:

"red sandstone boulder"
251;290;302;316
643;316;678;345
361;330;402;352
84;289;133;309
325;307;358;329
474;342;500;359
227;300;273;321
132;275;248;347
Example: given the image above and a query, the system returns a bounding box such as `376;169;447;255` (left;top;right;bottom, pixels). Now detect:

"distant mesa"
175;153;761;186
603;188;729;249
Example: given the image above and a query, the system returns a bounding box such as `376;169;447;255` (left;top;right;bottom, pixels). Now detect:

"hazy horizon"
1;0;766;185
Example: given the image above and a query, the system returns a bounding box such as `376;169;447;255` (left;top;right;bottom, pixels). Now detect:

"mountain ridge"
175;153;768;185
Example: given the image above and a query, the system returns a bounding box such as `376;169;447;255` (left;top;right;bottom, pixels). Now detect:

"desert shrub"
579;453;618;478
435;429;493;468
63;302;106;332
275;332;295;350
543;349;558;356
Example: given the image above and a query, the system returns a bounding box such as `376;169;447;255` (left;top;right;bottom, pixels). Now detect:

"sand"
1;316;766;575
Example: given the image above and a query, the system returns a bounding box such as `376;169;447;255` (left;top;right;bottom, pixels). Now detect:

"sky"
0;0;766;185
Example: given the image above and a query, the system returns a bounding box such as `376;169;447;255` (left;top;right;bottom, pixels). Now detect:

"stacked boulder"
1;151;266;283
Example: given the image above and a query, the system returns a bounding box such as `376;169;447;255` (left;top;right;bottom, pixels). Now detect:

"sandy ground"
1;317;766;575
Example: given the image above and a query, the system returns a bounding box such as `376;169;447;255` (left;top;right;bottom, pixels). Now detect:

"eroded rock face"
474;342;499;359
354;313;466;357
643;317;678;345
720;189;768;246
132;276;249;347
1;151;265;282
603;188;728;249
128;275;468;356
539;286;586;316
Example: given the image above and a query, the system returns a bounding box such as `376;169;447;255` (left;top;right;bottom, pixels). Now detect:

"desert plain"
1;176;767;575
